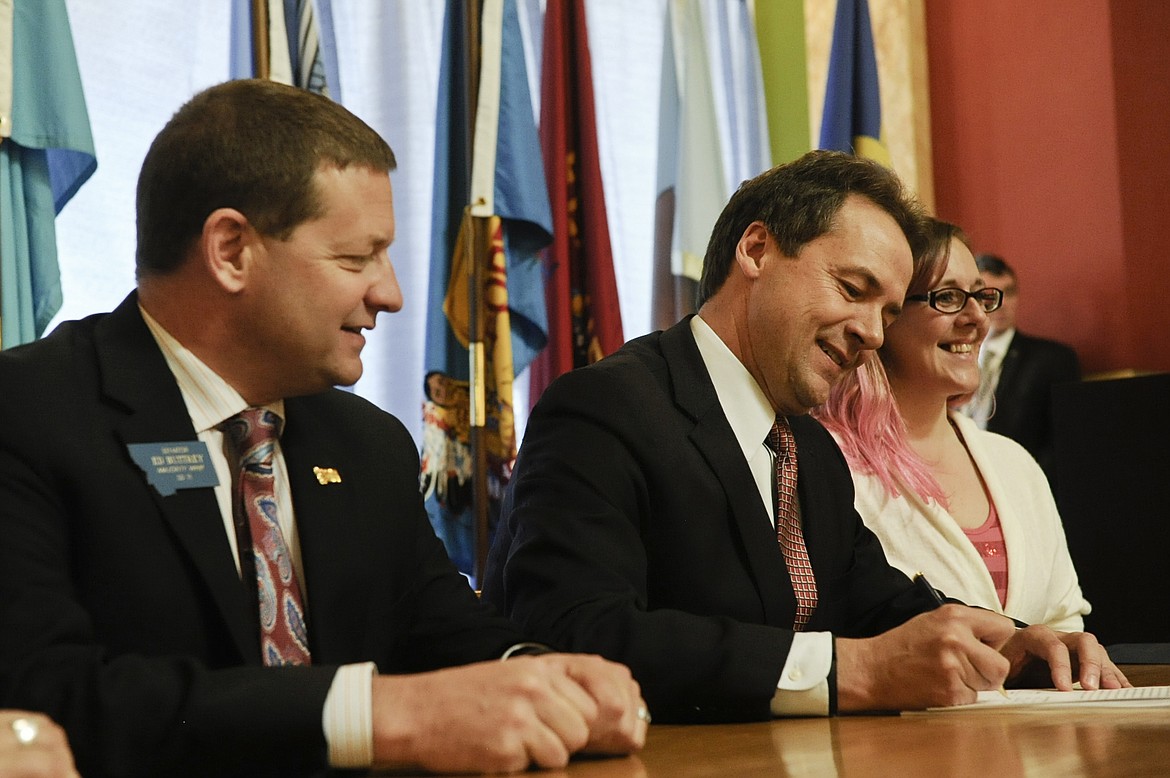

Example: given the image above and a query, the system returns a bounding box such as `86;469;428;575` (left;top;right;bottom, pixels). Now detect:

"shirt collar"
139;304;284;434
691;315;776;460
980;327;1016;363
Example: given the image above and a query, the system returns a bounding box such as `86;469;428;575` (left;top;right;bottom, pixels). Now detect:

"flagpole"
251;0;270;79
463;0;492;584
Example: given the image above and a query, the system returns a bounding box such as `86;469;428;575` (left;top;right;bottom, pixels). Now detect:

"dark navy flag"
819;0;889;165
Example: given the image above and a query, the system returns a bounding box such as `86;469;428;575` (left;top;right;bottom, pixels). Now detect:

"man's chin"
778;389;820;417
331;365;364;390
297;359;364;394
794;378;833;414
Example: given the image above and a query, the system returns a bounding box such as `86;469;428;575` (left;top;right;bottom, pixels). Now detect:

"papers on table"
924;685;1170;712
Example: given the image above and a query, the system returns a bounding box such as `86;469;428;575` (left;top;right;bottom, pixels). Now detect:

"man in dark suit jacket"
0;80;644;777
970;254;1080;478
484;152;1125;722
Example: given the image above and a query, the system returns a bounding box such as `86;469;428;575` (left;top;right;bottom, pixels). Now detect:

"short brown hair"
907;217;972;297
136;79;397;276
697;150;927;306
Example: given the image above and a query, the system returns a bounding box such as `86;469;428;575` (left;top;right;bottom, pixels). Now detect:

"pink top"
963;501;1008;607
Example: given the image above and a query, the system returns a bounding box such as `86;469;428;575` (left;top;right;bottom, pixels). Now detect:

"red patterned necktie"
767;416;817;631
220;408;311;666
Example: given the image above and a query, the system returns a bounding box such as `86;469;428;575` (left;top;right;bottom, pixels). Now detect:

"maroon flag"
528;0;624;405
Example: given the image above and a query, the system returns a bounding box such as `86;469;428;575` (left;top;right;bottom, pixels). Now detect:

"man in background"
0;79;644;777
964;253;1080;479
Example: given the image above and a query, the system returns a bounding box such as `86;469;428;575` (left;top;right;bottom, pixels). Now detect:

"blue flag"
0;0;96;349
421;0;551;577
819;0;889;164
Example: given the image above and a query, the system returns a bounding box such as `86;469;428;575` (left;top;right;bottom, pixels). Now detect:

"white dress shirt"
141;307;375;768
691;316;833;716
966;327;1015;428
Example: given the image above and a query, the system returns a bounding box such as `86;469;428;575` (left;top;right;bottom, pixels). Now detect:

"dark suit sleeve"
360;411;526;673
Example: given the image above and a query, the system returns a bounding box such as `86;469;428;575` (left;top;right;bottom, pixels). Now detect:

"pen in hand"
913;572;1010;699
912;572;945;609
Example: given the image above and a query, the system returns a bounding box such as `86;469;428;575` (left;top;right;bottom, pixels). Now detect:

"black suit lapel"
281;398;369;662
994;335;1026;405
659;320;792;626
94;294;260;662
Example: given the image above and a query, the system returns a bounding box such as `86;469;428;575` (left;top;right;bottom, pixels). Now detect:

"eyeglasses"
906;287;1004;314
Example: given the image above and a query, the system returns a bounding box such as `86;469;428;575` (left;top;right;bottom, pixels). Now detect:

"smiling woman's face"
880;236;991;401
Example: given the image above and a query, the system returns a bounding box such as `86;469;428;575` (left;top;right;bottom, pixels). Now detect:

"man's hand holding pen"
914;572;1008;698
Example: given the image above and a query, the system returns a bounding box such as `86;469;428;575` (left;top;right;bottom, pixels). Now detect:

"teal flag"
0;0;96;348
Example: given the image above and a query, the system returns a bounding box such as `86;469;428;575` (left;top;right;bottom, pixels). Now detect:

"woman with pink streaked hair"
813;218;1089;630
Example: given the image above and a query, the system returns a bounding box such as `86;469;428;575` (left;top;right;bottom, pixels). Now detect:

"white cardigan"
847;412;1089;631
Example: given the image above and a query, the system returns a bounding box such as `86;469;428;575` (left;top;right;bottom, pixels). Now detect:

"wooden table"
396;666;1170;777
558;706;1170;777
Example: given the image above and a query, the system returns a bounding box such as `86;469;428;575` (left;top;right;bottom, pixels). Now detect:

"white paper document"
925;685;1170;711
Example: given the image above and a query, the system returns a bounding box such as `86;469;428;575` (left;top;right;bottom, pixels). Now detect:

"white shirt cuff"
322;661;376;768
771;631;833;717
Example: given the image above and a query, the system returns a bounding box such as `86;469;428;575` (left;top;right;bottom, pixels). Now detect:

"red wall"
927;0;1170;374
1109;1;1170;372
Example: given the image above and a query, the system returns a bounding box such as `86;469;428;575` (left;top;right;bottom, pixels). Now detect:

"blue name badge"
127;441;219;496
